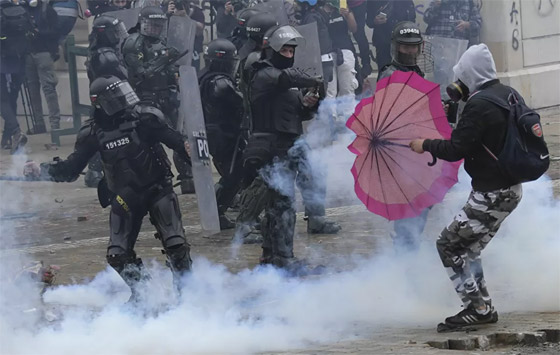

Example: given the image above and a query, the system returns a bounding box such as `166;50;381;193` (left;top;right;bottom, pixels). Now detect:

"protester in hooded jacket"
409;44;523;331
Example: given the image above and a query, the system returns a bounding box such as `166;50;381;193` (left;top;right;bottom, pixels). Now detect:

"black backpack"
475;88;550;184
0;3;34;56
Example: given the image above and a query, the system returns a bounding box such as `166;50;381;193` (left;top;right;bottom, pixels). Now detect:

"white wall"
415;0;559;108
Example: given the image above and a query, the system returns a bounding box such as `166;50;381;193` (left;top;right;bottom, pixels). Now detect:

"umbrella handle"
428;153;437;167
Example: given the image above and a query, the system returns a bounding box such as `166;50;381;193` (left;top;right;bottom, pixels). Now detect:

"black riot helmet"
90;76;139;116
391;21;424;66
204;38;239;76
138;6;167;38
246;12;278;45
262;25;305;69
90;15;128;49
236;7;260;28
231;0;248;12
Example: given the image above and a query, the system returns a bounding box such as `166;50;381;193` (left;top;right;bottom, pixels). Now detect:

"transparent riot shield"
166;15;197;66
105;8;141;32
254;0;289;26
424;36;468;98
294;22;323;78
178;65;220;233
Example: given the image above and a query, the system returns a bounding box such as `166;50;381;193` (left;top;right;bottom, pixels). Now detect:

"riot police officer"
84;14;129;188
240;11;277;99
24;76;193;302
245;25;325;273
229;6;260;50
378;21;428;253
122;6;195;194
231;12;279;243
198;38;245;230
234;17;341;244
239;11;277;132
87;15;128;81
377;21;424;81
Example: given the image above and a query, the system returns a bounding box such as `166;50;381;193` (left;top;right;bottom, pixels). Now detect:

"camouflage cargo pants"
436;184;523;309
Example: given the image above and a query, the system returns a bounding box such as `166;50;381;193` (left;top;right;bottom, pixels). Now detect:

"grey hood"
452;43;497;94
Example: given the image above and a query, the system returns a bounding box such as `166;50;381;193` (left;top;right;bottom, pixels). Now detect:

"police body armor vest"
251;64;305;136
125;33;175;97
96;119;171;193
198;71;241;130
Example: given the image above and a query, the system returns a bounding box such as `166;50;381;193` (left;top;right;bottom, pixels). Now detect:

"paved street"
0;110;558;354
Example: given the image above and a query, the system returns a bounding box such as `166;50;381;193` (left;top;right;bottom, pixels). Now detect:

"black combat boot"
180;178;195;194
307;215;342;234
219;214;235;230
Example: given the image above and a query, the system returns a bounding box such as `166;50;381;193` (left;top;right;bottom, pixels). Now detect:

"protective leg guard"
236;176;270;226
264;192;295;260
149;192;186;245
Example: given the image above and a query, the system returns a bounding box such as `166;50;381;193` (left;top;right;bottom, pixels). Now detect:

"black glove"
167;46;181;59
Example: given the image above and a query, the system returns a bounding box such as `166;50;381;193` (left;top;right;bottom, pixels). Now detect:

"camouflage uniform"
436;184;522;310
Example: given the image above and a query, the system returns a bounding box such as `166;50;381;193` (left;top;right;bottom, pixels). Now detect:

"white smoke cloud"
1;99;558;354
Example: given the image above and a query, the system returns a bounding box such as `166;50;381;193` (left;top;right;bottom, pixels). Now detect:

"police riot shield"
424;36;468;98
166;15;197;66
177;65;220;233
294;22;323;78
253;0;289;26
105;8;141;32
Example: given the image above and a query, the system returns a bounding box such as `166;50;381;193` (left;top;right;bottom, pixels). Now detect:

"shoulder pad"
212;75;239;98
211;74;232;87
121;33;142;54
253;59;273;70
135;105;167;126
95;47;119;63
245;52;260;70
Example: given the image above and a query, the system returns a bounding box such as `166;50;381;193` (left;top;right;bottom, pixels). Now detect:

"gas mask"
446;79;470;102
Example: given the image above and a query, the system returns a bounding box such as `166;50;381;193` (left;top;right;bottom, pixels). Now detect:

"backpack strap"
469;87;517;162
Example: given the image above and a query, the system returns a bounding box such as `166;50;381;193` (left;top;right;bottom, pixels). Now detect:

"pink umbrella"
347;71;461;221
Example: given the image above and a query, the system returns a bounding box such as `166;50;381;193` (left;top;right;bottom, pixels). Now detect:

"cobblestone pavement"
0;111;558;354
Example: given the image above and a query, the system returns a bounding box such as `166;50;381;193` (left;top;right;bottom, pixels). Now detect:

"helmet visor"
140;17;167;38
208;57;240;77
391;42;422;66
92;80;139;116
